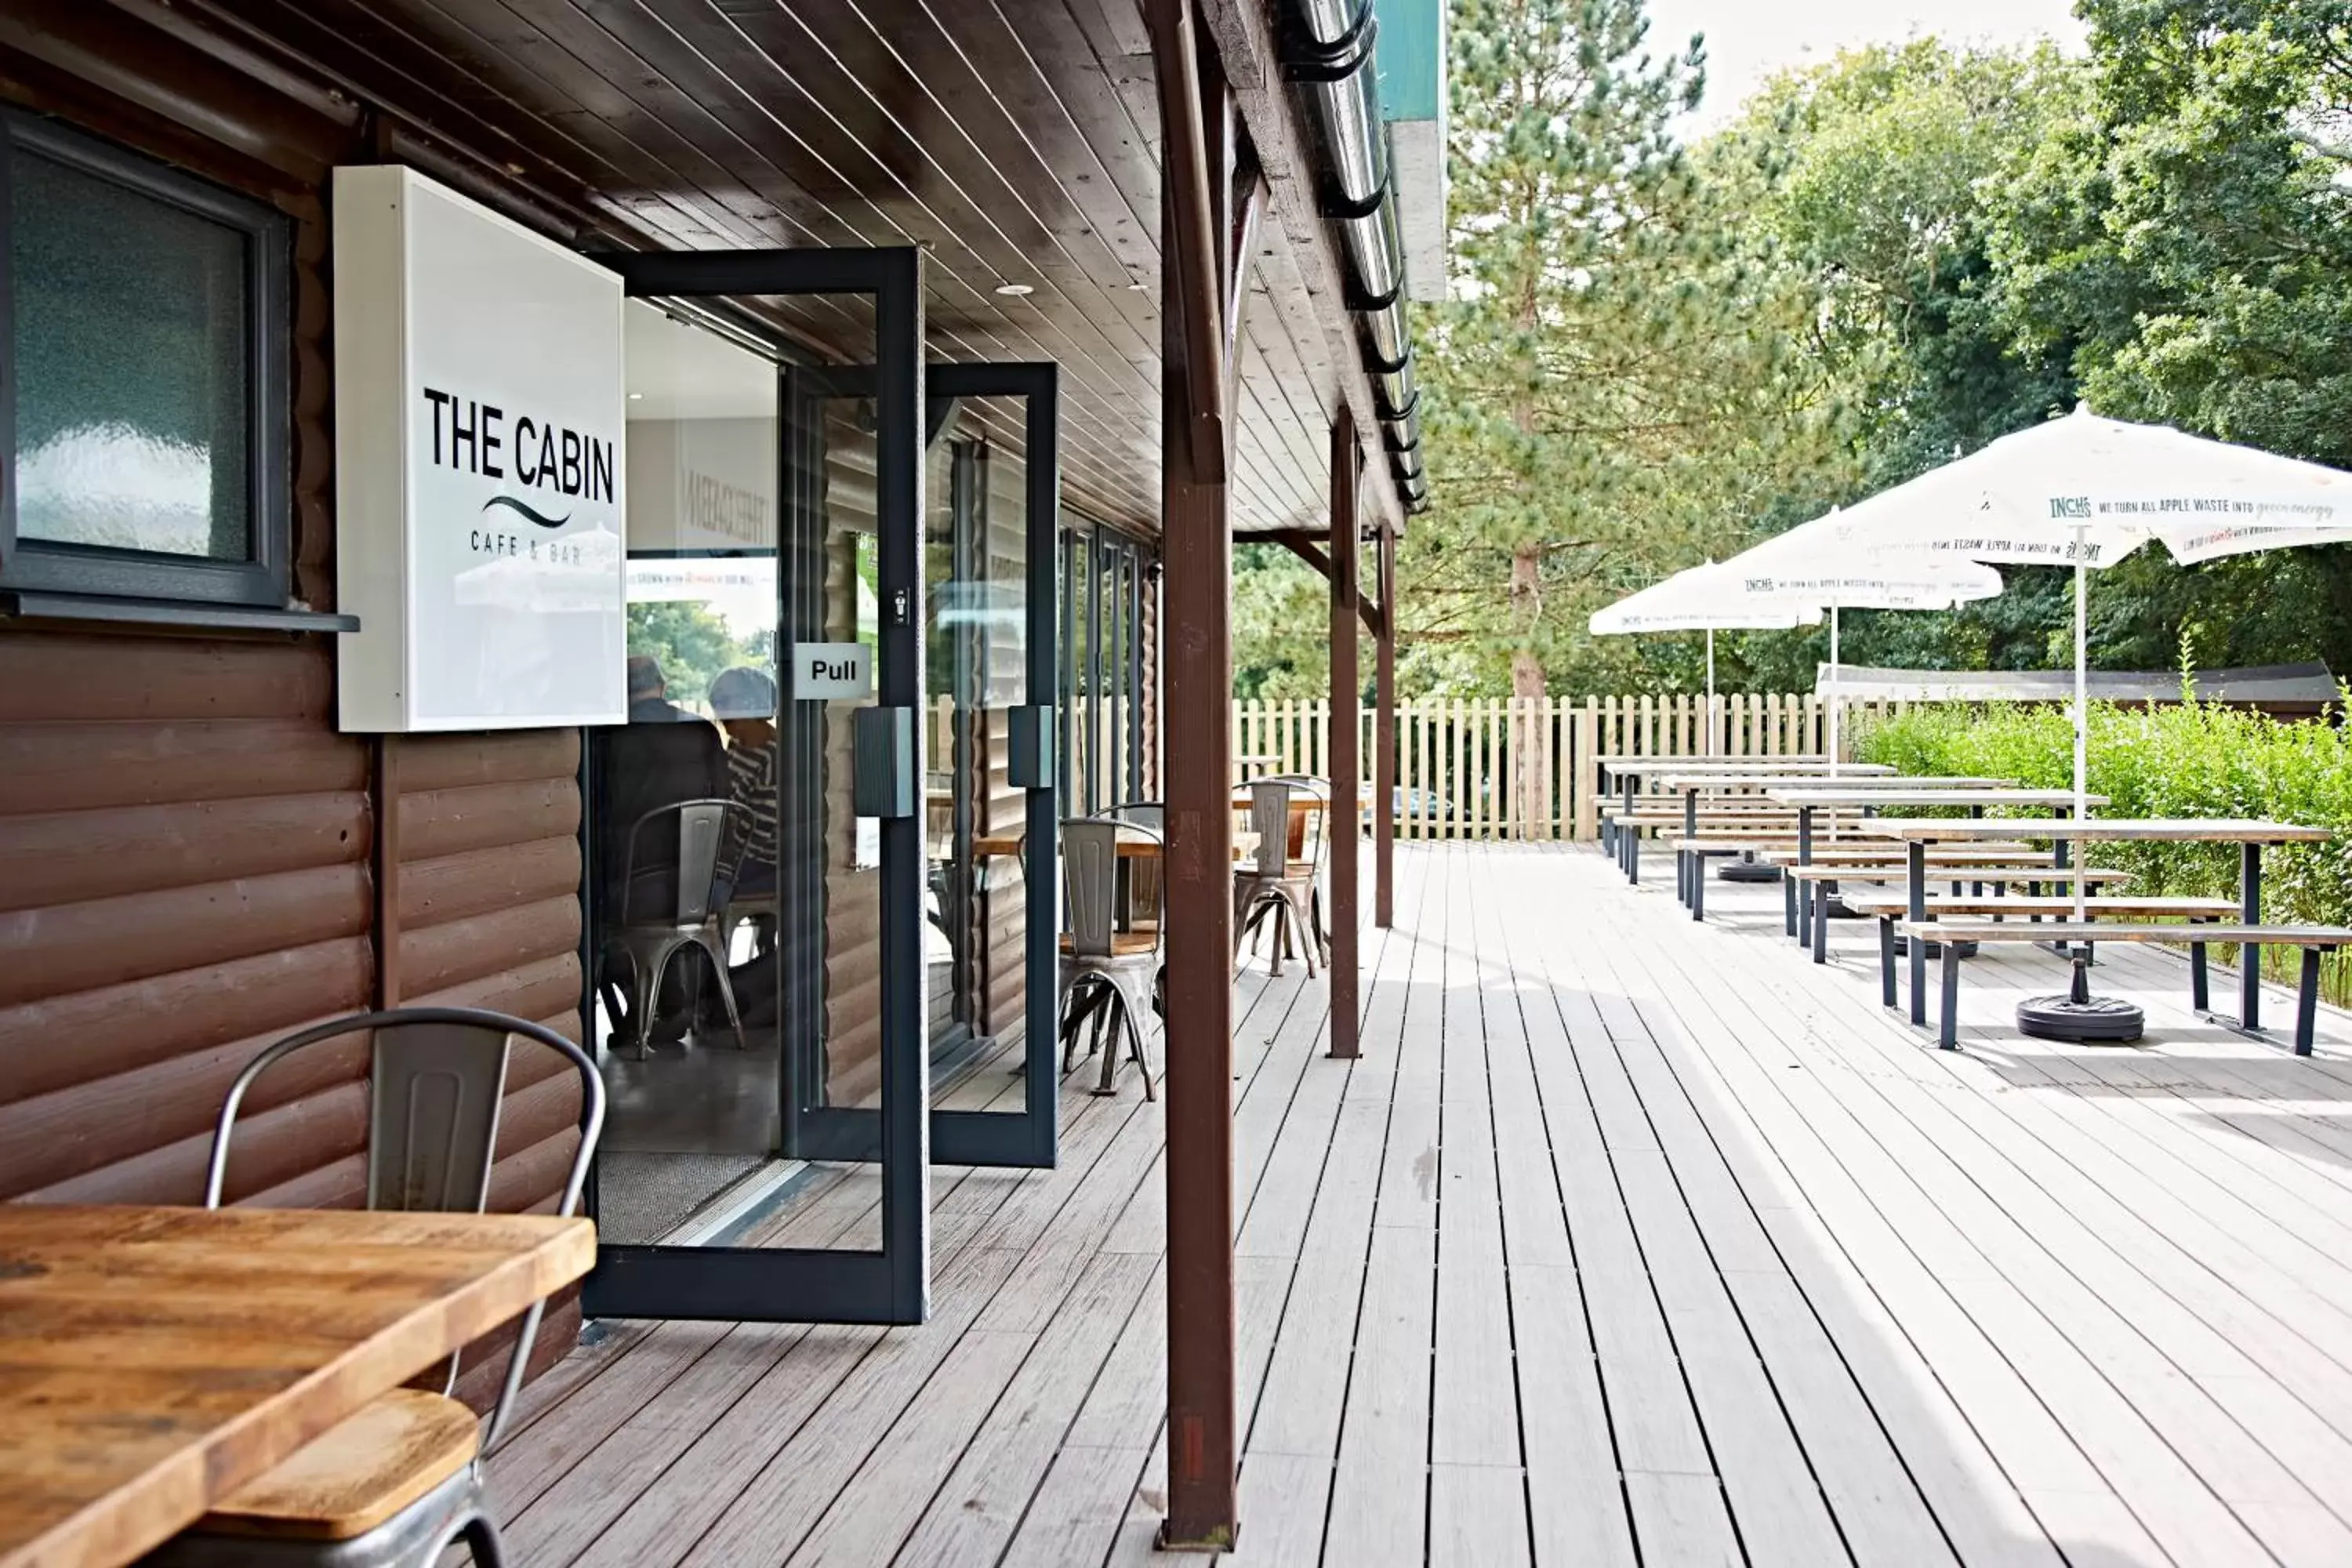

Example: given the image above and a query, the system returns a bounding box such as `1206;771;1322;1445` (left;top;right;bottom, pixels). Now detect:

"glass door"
923;364;1061;1168
583;248;931;1325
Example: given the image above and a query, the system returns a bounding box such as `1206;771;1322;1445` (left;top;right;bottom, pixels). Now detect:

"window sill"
0;590;360;634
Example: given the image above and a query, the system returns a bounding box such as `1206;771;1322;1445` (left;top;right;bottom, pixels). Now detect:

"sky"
1645;0;2091;133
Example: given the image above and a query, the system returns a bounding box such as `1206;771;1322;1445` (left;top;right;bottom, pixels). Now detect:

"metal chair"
145;1007;606;1568
1060;816;1161;1099
605;798;751;1058
1234;776;1331;976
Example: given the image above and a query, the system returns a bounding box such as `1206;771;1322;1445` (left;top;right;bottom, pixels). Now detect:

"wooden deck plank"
494;843;2352;1567
1599;851;2352;1565
873;1251;1159;1566
1319;1221;1436;1568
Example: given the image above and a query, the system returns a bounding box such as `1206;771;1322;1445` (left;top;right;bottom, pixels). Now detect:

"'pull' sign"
793;641;872;700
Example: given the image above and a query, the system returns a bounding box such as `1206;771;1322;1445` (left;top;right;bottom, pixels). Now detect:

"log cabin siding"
0;648;588;1221
0;16;590;1384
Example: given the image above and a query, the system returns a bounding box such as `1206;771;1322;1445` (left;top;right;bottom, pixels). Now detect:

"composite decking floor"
492;842;2352;1566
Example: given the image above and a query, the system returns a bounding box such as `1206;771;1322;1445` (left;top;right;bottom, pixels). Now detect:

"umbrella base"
2018;995;2144;1042
1719;859;1780;884
2018;953;2143;1040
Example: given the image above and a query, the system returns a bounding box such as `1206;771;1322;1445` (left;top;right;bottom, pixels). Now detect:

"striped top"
724;738;780;874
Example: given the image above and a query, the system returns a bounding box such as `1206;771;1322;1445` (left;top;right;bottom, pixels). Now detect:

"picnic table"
1855;817;2333;1034
1765;786;2104;877
0;1204;593;1568
1596;757;1891;855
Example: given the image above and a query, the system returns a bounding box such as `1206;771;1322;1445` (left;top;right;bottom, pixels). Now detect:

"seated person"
708;666;781;911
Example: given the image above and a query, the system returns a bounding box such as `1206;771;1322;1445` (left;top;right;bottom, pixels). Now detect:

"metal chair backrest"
1106;800;1165;834
619;798;742;926
1248;775;1331;878
203;1007;607;1453
1062;815;1160;959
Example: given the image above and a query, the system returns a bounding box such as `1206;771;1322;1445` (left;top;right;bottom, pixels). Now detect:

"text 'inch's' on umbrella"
1811;404;2352;1040
1588;562;1820;755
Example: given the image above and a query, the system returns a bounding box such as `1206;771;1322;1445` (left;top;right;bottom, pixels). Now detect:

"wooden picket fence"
1231;693;1908;841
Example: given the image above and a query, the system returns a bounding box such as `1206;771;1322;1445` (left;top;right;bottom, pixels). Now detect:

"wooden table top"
0;1204;595;1568
972;831;1261;860
1602;757;1884;777
1665;774;2013;793
1853;817;2334;844
1764;787;2106;809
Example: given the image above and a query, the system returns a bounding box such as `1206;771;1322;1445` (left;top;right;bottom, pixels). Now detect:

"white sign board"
333;165;628;731
793;641;873;700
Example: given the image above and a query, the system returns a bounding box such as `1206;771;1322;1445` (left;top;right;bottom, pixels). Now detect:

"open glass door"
582;248;931;1324
923;364;1061;1168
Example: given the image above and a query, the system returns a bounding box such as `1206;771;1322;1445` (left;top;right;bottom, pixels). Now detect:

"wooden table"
1854;818;2334;1032
971;831;1261;861
0;1205;594;1568
1599;759;1893;869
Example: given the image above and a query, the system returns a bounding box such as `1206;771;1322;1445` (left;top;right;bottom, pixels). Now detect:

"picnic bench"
1799;871;2143;958
1900;920;2352;1053
1847;891;2238;989
1857;817;2335;1040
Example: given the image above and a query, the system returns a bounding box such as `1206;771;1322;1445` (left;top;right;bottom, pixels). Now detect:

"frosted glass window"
10;145;252;560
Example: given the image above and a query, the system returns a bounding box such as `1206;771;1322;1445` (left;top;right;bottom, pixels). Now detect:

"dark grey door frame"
925;361;1061;1170
583;245;931;1327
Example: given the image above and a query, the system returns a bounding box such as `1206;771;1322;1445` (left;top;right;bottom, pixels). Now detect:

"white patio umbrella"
1720;513;2005;771
1589;564;1821;754
1816;405;2352;824
1592;532;2001;760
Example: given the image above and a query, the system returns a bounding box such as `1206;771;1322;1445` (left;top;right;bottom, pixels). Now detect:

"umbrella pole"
2074;543;2089;924
1828;601;1842;777
1705;629;1716;757
2014;524;2140;1046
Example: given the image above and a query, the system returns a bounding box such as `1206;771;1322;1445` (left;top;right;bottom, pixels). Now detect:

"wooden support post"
1329;410;1360;1058
1375;526;1397;927
1149;0;1239;1547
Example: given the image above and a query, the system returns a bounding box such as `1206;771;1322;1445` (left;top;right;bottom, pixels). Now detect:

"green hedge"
1853;699;2352;1002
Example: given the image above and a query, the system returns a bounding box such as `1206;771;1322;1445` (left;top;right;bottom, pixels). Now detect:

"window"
0;111;289;610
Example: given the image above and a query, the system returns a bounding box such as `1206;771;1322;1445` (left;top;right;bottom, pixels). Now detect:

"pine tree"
1410;0;1842;821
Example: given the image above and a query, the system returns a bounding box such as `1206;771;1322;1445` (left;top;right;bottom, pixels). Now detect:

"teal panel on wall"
1374;0;1443;123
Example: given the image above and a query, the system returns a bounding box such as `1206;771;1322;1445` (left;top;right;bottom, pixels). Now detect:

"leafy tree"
1711;40;2085;687
1230;543;1342;699
626;599;758;716
1987;0;2352;673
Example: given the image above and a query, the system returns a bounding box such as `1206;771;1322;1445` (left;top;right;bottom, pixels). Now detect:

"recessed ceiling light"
1128;281;1148;292
995;281;1035;297
627;392;644;400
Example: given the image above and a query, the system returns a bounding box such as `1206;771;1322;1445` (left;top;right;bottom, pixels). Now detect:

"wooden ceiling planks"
186;0;1356;535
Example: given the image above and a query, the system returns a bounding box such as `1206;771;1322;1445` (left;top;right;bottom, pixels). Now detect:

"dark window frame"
0;108;292;611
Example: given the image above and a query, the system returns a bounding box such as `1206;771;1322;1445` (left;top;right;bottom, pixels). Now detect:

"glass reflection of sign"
332;165;628;731
626;418;777;553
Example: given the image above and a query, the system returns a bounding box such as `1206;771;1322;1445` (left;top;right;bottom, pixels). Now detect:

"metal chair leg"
693;932;750;1050
460;1512;510;1568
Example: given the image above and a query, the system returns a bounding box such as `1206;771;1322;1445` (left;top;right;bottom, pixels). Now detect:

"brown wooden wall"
0;8;590;1383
